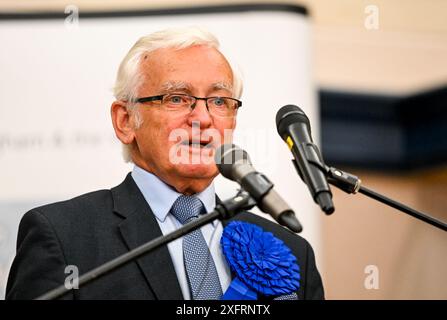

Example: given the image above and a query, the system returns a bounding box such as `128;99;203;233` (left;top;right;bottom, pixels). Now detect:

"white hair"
113;26;244;162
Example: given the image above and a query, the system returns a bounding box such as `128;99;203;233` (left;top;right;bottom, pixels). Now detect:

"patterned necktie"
170;195;223;300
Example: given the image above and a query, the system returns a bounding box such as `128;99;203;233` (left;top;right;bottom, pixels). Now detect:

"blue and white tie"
170;195;223;300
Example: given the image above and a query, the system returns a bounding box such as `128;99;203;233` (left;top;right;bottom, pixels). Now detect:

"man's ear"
111;101;136;145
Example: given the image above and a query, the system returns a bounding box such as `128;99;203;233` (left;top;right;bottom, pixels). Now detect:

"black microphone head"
275;104;311;139
214;143;251;181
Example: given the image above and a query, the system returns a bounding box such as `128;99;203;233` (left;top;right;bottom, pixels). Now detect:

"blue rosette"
220;221;300;300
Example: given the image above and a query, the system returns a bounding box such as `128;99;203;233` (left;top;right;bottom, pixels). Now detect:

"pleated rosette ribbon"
220;221;300;300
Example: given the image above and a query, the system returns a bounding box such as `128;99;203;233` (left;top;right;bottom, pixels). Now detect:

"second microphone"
215;143;302;233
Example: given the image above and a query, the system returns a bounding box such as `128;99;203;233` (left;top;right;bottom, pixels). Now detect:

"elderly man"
6;27;324;300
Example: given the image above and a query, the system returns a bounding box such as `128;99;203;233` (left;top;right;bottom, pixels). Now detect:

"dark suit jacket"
6;173;324;300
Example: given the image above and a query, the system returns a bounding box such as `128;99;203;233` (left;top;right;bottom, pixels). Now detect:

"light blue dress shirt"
131;165;232;299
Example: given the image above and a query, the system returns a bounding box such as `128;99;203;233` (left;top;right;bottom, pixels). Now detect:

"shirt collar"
131;165;216;224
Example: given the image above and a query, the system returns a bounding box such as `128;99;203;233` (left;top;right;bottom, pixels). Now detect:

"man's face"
130;45;237;193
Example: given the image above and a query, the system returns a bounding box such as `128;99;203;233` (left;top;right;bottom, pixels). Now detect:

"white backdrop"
0;6;320;298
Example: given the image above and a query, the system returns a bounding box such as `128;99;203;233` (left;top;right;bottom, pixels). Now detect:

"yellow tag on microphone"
286;136;294;150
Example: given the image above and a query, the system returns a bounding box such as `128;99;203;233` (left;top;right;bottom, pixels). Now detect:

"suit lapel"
111;173;183;300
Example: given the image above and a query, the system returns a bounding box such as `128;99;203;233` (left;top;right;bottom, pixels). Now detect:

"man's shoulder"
25;188;114;226
228;211;312;251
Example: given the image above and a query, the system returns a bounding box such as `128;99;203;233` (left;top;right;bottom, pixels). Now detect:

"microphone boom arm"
291;143;446;232
325;166;447;232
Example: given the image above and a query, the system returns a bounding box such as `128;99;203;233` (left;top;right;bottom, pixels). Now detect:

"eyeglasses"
133;93;242;118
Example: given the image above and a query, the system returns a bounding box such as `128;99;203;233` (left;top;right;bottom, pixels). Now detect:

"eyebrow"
160;80;234;96
212;81;233;94
160;81;192;93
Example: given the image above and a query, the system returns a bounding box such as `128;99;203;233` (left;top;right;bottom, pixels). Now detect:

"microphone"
215;144;302;233
276;105;335;214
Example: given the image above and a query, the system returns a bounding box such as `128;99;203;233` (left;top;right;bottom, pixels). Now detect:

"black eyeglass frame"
133;93;242;110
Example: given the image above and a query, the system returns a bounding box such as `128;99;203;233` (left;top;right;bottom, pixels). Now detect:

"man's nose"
187;99;212;128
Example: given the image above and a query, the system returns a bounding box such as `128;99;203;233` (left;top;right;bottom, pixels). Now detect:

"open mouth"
181;140;213;149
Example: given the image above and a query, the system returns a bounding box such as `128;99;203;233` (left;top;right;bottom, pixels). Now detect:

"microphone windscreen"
276;104;310;138
214;144;251;181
